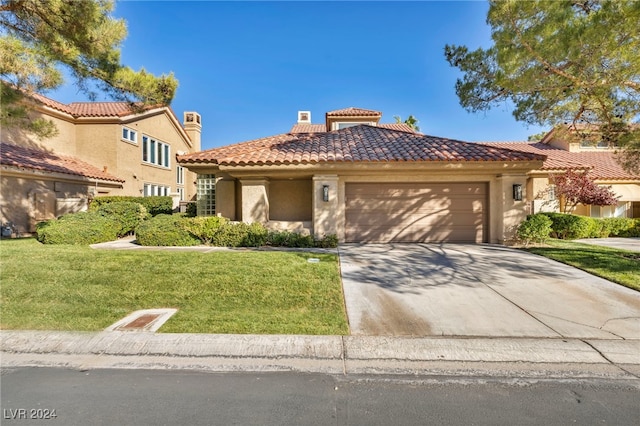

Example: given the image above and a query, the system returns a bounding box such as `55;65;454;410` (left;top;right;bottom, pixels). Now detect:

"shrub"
516;214;552;246
619;218;640;237
135;214;200;246
180;216;227;244
90;196;173;216
602;217;636;237
184;202;197;217
268;230;315;248
36;212;120;245
97;201;149;237
542;212;593;239
315;234;339;248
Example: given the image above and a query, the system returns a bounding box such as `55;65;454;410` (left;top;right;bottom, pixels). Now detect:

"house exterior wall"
270;179;312;221
199;165;535;244
0;172;117;233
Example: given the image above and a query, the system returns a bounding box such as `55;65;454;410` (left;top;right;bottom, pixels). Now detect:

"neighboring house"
482;127;640;219
1;92;202;234
178;107;546;244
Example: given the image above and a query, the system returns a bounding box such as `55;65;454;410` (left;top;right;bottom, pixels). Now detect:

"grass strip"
0;238;348;334
524;239;640;292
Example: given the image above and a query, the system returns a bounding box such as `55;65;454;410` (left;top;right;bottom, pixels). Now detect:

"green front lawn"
524;239;640;291
0;239;348;334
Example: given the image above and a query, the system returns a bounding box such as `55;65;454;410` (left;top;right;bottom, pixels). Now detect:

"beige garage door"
345;182;487;243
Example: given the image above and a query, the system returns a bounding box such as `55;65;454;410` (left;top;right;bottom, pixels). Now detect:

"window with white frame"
142;135;170;168
177;187;184;201
143;183;170;197
176;166;185;185
547;184;556;201
196;174;216;216
122;127;137;144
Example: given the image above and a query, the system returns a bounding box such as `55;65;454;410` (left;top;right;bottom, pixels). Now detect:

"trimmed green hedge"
97;201;149;237
529;213;640;240
135;214;200;246
36;212;120;245
134;215;338;248
90;196;173;216
516;213;552;245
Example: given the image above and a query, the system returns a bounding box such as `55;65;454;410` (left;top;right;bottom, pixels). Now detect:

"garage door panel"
345;182;487;243
346;211;483;227
347;225;483;243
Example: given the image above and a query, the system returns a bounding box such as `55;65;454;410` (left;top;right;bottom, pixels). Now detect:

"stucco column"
312;175;339;238
240;178;269;224
215;173;237;220
495;174;529;243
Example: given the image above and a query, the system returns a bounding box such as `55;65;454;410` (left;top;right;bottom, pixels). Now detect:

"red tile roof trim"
326;107;382;117
481;142;639;180
179;125;545;166
1;143;125;182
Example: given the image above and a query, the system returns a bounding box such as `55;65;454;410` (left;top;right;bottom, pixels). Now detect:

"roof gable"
0;142;124;182
179;125;545;166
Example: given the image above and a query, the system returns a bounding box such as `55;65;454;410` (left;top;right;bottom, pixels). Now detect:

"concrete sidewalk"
2;331;639;380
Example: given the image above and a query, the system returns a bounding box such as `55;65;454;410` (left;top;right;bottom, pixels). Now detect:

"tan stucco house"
178;107;553;244
483;128;640;219
1;93;202;234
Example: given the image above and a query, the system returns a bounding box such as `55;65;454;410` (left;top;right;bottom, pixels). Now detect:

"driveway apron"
339;244;640;339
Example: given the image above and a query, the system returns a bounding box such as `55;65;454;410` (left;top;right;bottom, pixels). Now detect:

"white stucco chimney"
297;111;311;124
183;112;202;151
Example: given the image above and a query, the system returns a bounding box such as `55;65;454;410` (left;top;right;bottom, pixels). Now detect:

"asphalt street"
2;368;640;426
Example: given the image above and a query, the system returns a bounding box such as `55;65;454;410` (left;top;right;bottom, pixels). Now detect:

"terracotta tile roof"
290;124;327;133
290;122;417;134
179;125;545;166
481;142;639;180
67;102;136;117
30;92;74;114
0;143;125;182
379;123;418;133
326;107;382;117
30;92;155;118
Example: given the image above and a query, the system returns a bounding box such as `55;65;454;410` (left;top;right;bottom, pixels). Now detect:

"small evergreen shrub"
602;217;636;237
542;212;593;239
36;212;120;245
135;214;200;246
267;230;315;247
516;214;552;246
184;202;197;217
97;201;149;237
90;196;173;216
180;216;227;244
315;234;339;248
620;218;640;237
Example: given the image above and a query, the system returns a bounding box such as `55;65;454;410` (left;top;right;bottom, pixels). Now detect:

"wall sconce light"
322;185;329;202
513;184;523;201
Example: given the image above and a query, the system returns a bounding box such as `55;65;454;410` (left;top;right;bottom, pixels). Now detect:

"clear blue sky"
51;1;546;150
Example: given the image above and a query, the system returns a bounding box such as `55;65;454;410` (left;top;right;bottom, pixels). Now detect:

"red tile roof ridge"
0;142;125;182
326;107;382;116
179;125;546;166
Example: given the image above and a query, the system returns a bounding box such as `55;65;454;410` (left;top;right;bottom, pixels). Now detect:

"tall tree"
0;0;178;138
444;0;640;172
394;114;421;132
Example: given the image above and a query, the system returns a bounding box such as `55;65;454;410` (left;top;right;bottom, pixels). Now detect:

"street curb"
2;331;639;378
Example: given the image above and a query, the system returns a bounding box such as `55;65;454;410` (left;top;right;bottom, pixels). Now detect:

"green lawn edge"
0;238;349;334
523;239;640;292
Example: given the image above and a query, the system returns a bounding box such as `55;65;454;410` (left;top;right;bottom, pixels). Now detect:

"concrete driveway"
339;244;640;339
